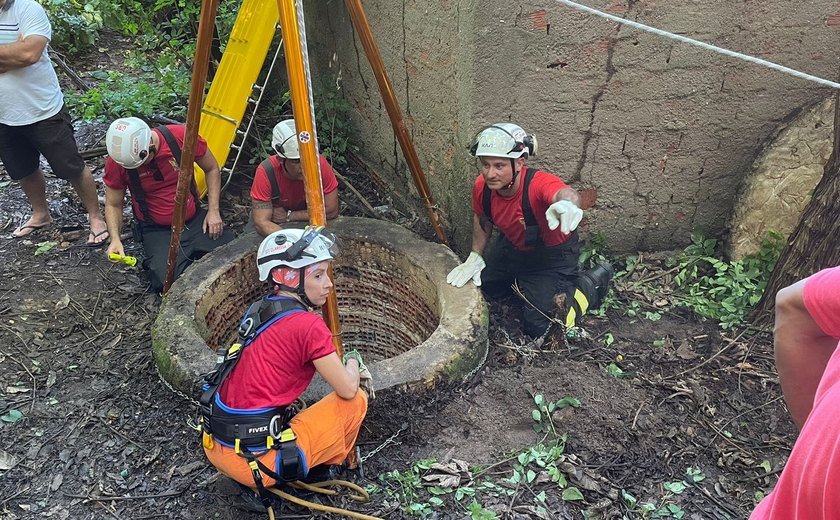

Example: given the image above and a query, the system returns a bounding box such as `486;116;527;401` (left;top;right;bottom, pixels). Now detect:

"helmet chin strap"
502;159;519;190
296;270;317;308
276;267;316;308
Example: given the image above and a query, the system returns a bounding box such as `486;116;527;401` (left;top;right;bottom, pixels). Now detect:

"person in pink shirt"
751;266;840;519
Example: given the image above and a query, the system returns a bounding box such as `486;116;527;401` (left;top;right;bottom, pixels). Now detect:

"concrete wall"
307;0;840;254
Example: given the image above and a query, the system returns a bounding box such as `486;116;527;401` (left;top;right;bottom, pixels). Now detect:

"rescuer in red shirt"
103;117;234;292
447;123;613;337
199;227;371;514
250;119;339;237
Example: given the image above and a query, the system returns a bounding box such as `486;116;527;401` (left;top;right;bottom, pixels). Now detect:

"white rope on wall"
555;0;840;90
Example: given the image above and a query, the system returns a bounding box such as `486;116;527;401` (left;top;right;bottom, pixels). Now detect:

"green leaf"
429;496;444;506
562;487;584;501
556;397;581;409
686;466;706;482
668;503;685;518
34;241;59;256
532;409;542;422
653;338;666;347
526;469;536;483
760;460;772;474
604;333;615;346
0;409;23;423
621;489;637;508
664;481;687;494
605;363;624;378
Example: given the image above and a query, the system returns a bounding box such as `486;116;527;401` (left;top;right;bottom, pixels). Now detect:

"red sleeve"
194;133;208;159
471;176;485;216
804;267;840;338
103;158;128;190
531;170;568;205
319;155;339;194
301;314;337;361
250;161;273;202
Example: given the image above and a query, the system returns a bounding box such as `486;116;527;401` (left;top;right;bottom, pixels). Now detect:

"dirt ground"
0;143;796;519
0;35;795;517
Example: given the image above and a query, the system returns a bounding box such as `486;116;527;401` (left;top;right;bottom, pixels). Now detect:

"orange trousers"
203;391;367;488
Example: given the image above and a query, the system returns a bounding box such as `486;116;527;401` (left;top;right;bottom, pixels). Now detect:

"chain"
462;337;491;383
360;423;407;464
155;360;200;407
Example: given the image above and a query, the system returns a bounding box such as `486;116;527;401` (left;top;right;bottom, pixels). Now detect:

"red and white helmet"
469;122;538;160
256;227;337;282
106;117;153;169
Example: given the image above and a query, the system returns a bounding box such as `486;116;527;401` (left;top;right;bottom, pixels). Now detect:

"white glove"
359;366;375;400
545;200;583;234
446;252;485;287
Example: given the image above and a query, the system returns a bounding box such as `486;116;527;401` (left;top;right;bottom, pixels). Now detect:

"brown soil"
0;161;795;519
0;38;794;518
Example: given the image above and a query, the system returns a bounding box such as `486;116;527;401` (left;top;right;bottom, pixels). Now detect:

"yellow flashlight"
108;253;138;267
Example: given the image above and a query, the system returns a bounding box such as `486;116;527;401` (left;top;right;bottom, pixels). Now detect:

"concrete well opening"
152;217;488;396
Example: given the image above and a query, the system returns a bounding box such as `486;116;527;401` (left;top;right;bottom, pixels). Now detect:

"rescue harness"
481;167;542;248
125;125;201;226
197;295;308;508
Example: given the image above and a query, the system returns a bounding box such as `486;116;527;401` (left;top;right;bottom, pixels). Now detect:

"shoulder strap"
156;125;202;204
481;182;493;225
239;295;307;344
521;168;542;248
156;125;182;165
199;297;306;412
126;168;152;224
261;158;281;203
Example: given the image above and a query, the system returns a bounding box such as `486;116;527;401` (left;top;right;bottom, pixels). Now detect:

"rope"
266;480;384;520
555;0;840;90
295;0;322;154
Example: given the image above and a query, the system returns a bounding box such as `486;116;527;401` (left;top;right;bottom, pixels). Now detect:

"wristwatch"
286;209;292;222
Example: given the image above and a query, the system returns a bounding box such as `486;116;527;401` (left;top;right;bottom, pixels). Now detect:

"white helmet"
469;122;537;159
271;119;300;160
106;117;153;169
257;227;338;281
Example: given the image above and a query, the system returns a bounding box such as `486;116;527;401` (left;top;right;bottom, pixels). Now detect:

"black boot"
580;261;614;310
303;463;344;483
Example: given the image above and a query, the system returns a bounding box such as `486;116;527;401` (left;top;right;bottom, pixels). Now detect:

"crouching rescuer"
197;227;376;518
447;123;613;337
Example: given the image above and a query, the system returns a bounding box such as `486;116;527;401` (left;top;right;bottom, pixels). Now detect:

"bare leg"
13;169;52;236
67;166;108;244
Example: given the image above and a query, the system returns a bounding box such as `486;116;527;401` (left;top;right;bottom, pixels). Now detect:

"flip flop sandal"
11;223;50;238
85;229;110;247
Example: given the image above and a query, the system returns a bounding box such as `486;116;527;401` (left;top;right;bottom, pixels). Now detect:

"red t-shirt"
103;125;207;225
751;267;840;520
219;310;336;408
472;169;571;250
250;154;339;210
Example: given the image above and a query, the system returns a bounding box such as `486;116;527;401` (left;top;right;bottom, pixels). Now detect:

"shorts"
0;105;86;181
